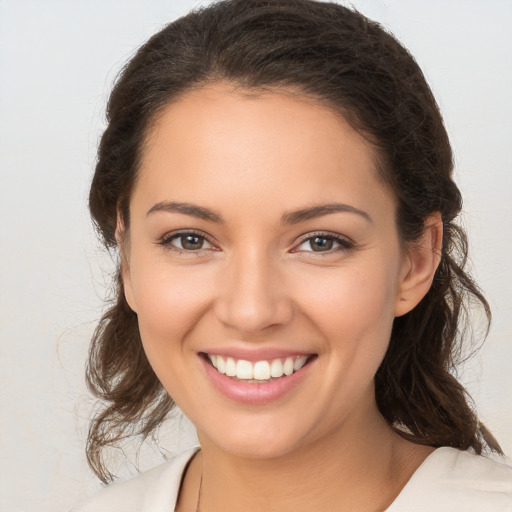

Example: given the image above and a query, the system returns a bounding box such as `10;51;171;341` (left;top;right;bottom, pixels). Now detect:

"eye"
158;231;215;252
294;233;353;253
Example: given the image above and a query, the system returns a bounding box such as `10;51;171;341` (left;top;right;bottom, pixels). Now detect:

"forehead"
133;84;395;221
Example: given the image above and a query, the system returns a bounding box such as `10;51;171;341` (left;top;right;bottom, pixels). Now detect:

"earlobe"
116;216;138;313
394;213;443;317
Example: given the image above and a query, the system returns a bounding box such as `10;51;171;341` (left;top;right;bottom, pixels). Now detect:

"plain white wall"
0;1;510;511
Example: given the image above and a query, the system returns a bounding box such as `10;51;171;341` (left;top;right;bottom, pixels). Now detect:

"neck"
191;407;431;512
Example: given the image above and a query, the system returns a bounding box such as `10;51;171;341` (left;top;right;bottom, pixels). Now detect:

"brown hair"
87;0;501;483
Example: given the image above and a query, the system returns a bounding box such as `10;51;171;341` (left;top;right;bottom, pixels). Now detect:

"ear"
394;212;443;317
116;215;138;313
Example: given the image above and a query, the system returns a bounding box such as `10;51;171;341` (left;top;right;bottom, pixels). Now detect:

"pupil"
182;235;203;250
311;237;333;251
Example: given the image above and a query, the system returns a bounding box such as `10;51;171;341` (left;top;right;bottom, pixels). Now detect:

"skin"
121;84;442;511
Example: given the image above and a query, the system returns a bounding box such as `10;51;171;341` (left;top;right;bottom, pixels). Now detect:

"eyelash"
157;230;354;255
293;231;354;254
157;230;216;255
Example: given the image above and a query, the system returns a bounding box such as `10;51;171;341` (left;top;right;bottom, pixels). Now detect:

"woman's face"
122;85;415;458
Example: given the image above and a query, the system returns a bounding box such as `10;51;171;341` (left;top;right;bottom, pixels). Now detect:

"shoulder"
389;447;512;511
71;447;199;512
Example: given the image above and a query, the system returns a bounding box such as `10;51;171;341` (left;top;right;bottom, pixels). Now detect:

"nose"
214;248;294;335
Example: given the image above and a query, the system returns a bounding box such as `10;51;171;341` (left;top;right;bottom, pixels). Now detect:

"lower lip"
200;356;314;405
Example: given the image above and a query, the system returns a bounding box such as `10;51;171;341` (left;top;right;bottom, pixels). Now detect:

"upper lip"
199;348;316;362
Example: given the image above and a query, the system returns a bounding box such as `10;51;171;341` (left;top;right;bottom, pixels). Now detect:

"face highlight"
121;85;420;459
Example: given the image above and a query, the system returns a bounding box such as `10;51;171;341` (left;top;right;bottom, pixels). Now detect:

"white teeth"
216;355;226;374
236;359;253;379
253;361;271;380
207;354;310;381
270;359;283;378
225;357;237;377
283;357;294;376
293;355;308;371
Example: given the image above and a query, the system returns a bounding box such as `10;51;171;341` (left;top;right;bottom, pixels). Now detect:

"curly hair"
86;0;501;483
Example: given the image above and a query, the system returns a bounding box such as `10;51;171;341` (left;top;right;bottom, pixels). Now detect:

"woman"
75;0;512;510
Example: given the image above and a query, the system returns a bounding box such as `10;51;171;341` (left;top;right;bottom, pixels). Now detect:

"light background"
0;1;510;511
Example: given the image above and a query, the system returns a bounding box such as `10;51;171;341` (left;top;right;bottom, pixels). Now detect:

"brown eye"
180;234;205;250
159;231;214;252
309;237;334;252
294;233;353;254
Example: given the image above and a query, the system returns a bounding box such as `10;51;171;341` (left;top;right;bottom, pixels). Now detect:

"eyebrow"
147;201;224;223
147;201;372;224
281;203;372;224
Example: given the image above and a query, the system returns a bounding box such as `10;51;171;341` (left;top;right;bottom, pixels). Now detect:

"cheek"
130;262;217;406
298;265;398;327
292;256;400;369
129;259;215;355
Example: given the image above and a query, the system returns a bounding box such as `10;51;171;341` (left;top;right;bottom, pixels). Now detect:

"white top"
72;447;512;511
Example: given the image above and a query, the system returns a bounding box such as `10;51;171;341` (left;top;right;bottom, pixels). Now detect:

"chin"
197;417;310;460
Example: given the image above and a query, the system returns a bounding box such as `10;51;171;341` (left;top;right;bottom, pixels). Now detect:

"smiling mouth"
201;353;316;383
